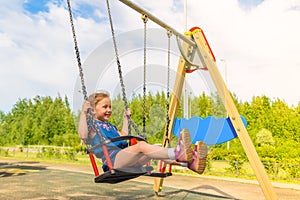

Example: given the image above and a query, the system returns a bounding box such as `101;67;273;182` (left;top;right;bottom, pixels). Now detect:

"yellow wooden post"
153;32;195;194
190;27;278;200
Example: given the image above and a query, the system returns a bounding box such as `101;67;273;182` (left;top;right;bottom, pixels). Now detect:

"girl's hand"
82;101;92;114
123;108;132;118
121;108;131;136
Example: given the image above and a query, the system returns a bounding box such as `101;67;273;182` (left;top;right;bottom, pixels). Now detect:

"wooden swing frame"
67;0;278;199
118;0;278;199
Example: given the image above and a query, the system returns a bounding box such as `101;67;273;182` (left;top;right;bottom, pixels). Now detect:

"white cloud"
0;1;78;112
185;0;300;105
0;0;300;113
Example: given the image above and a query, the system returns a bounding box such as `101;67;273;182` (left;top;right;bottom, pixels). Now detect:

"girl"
78;91;207;174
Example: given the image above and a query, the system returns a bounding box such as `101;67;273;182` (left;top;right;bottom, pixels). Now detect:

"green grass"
0;148;91;166
1;148;299;185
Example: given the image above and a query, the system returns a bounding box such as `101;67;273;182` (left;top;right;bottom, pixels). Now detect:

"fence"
0;145;79;161
1;146;299;182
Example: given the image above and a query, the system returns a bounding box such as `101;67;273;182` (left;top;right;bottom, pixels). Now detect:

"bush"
261;157;278;176
4;148;9;157
64;149;77;161
209;147;230;160
73;144;87;154
280;158;300;179
225;154;245;175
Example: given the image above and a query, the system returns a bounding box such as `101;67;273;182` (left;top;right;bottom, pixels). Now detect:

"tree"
147;103;166;139
0;95;77;146
0;111;7;145
256;128;275;147
191;92;213;118
0;111;5;123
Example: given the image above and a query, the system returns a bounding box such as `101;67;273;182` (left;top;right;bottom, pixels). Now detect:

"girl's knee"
137;141;147;148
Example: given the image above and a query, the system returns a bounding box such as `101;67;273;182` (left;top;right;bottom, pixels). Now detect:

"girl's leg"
133;155;151;166
114;141;170;168
114;129;193;169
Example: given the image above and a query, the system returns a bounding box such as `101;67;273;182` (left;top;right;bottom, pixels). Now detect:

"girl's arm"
78;101;93;141
119;108;131;136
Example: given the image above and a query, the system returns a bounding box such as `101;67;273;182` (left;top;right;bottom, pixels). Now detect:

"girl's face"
94;97;112;121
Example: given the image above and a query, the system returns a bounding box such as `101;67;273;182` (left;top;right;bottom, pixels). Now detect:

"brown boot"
174;128;193;163
188;141;208;174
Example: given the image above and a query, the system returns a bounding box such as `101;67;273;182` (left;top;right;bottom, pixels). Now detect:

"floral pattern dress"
89;121;128;172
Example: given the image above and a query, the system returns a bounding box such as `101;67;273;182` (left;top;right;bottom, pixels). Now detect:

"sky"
1;0;300;113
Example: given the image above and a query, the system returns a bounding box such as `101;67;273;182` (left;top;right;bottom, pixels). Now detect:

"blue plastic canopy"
172;116;247;145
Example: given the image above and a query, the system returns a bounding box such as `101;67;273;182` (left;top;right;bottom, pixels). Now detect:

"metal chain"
66;0;109;148
66;0;87;101
164;30;172;147
86;110;108;148
105;0;143;137
105;0;127;109
67;0;91;143
142;14;148;134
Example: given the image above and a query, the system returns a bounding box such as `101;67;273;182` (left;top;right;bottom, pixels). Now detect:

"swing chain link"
105;0;145;138
66;0;109;148
142;14;148;134
66;0;88;101
164;30;172;147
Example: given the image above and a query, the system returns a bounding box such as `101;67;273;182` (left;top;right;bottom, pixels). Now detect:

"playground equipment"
67;0;278;199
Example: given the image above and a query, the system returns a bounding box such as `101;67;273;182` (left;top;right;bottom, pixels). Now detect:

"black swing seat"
145;171;172;178
94;166;173;184
95;165;153;184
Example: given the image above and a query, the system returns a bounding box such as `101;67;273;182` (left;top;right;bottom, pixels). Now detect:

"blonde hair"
88;91;110;108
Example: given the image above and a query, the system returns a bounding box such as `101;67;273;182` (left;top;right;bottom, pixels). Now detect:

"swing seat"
90;135;173;184
95;166;173;184
145;171;172;178
95;166;153;184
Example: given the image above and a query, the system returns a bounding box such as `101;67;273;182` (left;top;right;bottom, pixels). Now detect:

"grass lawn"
1;146;299;185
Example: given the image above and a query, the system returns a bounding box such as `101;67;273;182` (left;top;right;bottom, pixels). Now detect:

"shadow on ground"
159;185;237;199
0;161;236;200
0;161;46;178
